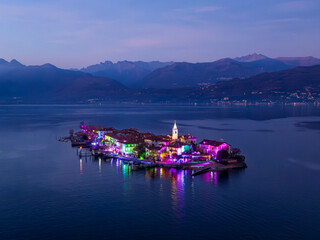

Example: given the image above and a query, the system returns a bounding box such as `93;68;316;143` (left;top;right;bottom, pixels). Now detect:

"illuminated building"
199;140;230;159
179;134;197;144
172;121;178;140
76;121;236;163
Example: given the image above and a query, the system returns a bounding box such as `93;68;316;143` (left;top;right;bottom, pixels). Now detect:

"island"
60;121;247;176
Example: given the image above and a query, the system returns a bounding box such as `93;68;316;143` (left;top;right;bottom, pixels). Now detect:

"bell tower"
172;121;178;140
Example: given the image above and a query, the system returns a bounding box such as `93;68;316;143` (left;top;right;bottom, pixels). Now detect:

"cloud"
262;18;301;24
0;3;77;23
276;0;318;12
256;17;302;29
175;5;222;14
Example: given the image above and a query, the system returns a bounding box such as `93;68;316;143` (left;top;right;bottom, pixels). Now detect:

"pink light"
214;172;218;185
196;162;211;166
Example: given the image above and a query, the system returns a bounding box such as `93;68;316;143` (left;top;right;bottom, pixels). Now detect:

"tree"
231;148;241;157
133;143;148;159
217;150;230;160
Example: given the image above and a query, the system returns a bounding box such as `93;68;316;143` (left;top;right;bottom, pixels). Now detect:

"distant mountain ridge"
0;60;129;103
188;64;320;102
139;57;291;89
234;53;268;62
276;57;320;67
133;64;320;103
137;54;320;89
0;54;320;103
0;58;25;73
81;60;173;87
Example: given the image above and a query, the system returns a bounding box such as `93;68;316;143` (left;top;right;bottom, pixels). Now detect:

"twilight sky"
0;0;319;68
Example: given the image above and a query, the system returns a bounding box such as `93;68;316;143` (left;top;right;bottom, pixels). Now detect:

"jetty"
192;167;211;176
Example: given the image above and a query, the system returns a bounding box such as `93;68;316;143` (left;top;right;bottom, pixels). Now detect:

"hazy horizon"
0;0;319;68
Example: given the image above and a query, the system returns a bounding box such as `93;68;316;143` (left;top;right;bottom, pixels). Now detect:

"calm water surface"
0;105;320;240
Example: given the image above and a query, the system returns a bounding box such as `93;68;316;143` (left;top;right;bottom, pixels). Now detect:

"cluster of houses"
79;121;231;162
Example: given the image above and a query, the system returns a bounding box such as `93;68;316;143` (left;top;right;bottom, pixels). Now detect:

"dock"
191;166;211;176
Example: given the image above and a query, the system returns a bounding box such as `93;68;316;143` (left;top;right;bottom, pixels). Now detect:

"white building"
172;121;178;140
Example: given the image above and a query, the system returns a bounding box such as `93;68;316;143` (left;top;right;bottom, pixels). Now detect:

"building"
180;134;197;144
121;140;140;155
144;135;171;147
82;121;236;163
172;121;178;140
166;141;190;158
146;146;162;160
199;139;230;159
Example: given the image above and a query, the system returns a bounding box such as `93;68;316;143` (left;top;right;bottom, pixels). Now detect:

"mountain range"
183;64;320;103
0;54;319;103
234;53;269;62
139;57;291;88
80;53;320;89
0;59;129;103
275;56;320;67
234;53;320;66
81;60;173;87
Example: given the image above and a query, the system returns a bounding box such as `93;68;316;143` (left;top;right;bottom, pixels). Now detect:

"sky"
0;0;319;68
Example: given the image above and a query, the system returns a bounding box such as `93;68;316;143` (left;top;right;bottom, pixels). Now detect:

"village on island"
61;121;246;175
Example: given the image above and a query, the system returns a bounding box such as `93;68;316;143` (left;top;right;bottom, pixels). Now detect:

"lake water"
0;104;320;239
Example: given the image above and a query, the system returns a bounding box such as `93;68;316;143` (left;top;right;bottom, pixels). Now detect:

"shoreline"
70;137;247;176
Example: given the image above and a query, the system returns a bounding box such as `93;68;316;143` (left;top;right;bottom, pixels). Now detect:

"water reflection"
84;156;236;185
122;163;132;179
203;169;246;185
170;169;185;219
200;171;228;184
80;155;241;216
107;158;133;179
145;167;186;218
80;159;83;174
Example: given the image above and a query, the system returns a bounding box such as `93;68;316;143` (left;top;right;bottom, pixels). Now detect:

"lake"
0;104;320;239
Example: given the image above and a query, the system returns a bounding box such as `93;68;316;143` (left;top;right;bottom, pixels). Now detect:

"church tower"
172;121;178;140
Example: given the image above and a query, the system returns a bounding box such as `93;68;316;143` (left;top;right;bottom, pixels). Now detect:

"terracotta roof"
106;133;124;140
144;135;159;141
199;139;228;147
145;135;171;141
87;125;115;131
167;141;188;148
121;140;142;144
184;134;196;139
141;132;155;138
120;128;140;134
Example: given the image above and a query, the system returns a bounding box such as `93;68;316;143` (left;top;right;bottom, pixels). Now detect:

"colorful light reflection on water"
81;156;234;186
78;156;238;219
